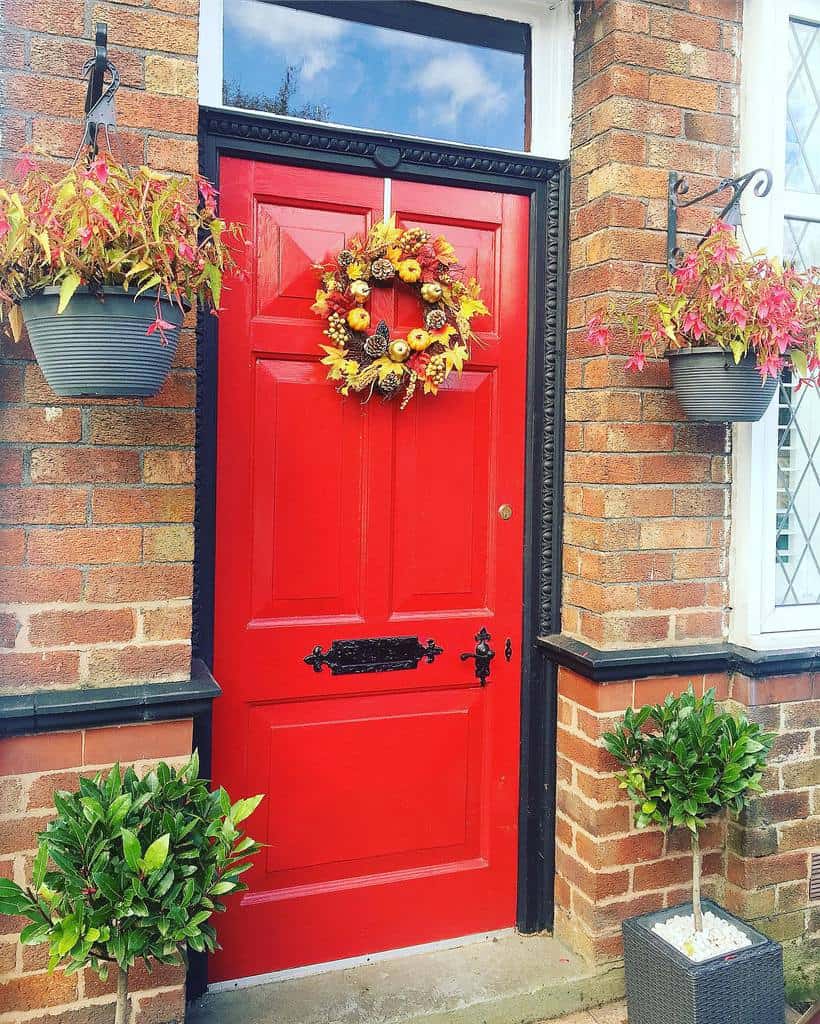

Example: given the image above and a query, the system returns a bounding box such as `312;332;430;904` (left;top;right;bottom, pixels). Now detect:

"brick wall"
554;668;729;965
565;0;741;649
0;719;193;1022
0;0;199;694
554;666;820;999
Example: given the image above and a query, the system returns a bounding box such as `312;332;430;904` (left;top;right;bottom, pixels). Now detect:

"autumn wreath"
311;216;489;408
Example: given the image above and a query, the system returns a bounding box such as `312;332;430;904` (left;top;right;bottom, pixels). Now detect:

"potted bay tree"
586;222;820;422
0;154;242;398
603;686;784;1024
0;752;261;1024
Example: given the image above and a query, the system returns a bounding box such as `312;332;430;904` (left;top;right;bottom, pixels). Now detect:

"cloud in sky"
225;1;344;80
411;51;509;127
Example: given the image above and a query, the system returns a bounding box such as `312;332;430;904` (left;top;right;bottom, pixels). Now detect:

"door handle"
460;627;495;686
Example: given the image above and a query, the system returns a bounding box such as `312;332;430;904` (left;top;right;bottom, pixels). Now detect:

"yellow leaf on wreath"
347;260;367;280
422;378;439;395
445;344;469;375
386;246;403;268
312;290;330;316
432;236;456;264
370;215;403;250
458;296;489;321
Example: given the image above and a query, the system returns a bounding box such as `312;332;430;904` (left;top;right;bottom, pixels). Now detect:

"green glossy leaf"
141;834;170;874
121;828;141;873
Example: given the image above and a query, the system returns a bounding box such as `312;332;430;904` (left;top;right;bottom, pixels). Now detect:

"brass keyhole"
498;504;513;521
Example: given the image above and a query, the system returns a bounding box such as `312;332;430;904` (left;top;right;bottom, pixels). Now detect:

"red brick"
0;33;26;71
83;719;192;766
0;969;78;1009
89;408;194;446
85;564;193;602
133;985;186;1024
0;651;81;690
29;38;144;87
648;75;719;112
651;10;722;50
3;0;85;33
0;566;83;603
143;450;195;484
0;528;25;564
557;725;620;774
0;731;83;775
27;527;142;565
30;447;141;484
146;135;199;175
0;487;87;525
577;830;665;870
26;769;84;809
0;812;53;855
557;786;631;836
0;405;81;443
86;643;190;684
727;851;809;889
559;668;633;713
92;486;194;524
93;2;198;54
142;604;192;642
557;847;630;901
29;609;136;647
0;612;21;648
0;449;23;484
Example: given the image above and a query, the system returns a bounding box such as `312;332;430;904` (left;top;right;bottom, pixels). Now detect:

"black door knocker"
460;627;496;686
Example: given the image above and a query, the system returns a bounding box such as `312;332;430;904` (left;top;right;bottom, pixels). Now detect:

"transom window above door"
220;0;531;151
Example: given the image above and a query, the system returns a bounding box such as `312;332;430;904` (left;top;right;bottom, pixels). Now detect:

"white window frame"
197;0;574;160
733;0;820;648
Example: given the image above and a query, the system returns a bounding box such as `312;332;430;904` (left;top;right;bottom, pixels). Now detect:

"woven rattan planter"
667;346;777;422
623;901;784;1024
21;286;184;398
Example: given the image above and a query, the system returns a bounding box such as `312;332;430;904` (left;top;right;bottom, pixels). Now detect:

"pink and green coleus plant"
0;153;243;343
586;222;820;383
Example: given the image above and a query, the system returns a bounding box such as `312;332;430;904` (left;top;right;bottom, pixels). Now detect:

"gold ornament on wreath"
311;215;490;409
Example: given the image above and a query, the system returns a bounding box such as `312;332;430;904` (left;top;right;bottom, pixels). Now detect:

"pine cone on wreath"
364;320;390;358
425;308;447;331
379;371;401;396
337;249;354;268
371;257;395;282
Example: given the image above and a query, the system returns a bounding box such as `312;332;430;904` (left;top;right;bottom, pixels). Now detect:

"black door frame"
194;107;568;985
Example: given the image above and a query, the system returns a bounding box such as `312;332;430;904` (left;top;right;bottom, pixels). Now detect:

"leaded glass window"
775;19;820;611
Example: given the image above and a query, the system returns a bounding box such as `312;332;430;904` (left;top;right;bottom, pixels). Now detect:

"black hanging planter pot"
667;346;777;423
623;901;784;1024
20;286;185;398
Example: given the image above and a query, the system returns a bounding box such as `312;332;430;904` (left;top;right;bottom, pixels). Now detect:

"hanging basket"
20;287;185;398
667;346;777;423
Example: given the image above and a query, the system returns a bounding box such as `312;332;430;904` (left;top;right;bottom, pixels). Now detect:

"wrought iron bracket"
304;635;443;675
667;167;772;273
79;22;121;159
460;627;496;686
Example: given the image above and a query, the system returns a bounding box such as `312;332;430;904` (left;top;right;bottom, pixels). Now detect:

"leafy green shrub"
603;687;774;930
0;752;261;1024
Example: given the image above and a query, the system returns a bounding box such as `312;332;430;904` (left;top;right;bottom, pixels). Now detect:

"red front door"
212;157;530;982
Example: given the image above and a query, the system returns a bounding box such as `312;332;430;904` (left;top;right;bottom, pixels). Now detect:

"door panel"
213;158;530;981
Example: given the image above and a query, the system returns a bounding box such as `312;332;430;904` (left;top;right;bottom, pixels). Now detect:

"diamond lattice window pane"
775;371;820;606
784;217;820;268
786;18;820;192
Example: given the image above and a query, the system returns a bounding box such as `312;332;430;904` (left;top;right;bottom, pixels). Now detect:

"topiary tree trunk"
691;831;703;932
114;966;129;1024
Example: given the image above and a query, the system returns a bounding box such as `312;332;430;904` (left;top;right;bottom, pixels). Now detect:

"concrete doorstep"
188;932;624;1024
